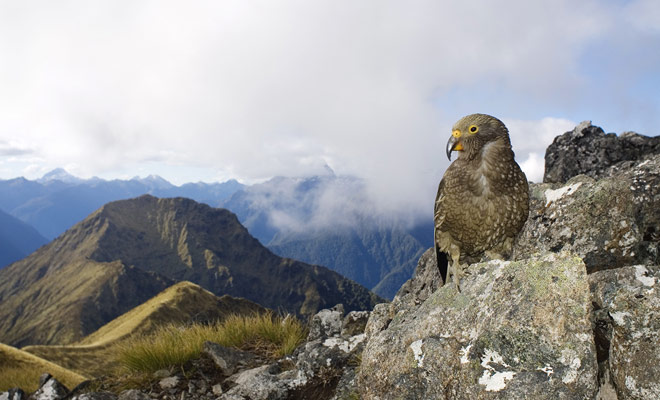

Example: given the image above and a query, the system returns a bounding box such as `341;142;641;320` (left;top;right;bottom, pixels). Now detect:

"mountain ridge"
0;195;381;347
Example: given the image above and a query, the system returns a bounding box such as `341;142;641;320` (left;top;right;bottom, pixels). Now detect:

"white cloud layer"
0;0;658;214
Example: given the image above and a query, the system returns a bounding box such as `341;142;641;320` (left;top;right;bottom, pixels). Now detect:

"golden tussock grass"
117;312;307;374
0;343;87;392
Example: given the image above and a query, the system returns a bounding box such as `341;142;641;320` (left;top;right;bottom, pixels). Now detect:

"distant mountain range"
0;168;244;240
0;169;434;298
0;208;48;267
0;195;380;347
222;174;434;298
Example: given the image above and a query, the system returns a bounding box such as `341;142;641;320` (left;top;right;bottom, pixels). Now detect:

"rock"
69;393;117;400
358;252;598;399
117;390;150;400
307;305;344;341
364;248;442;342
590;264;660;399
211;384;224;396
340;311;370;337
220;305;366;399
152;369;171;379
29;375;69;400
0;389;25;400
202;341;256;376
544;121;660;184
158;376;179;390
513;154;660;273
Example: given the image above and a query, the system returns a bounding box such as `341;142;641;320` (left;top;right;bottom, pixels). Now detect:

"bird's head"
446;113;509;160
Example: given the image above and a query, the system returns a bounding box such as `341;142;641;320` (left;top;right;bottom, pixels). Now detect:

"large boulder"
358;252;598;399
513;153;660;273
590;264;660;399
544;121;660;184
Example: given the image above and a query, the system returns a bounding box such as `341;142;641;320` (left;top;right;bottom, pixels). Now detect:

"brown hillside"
0;342;86;392
0;195;382;347
23;281;264;377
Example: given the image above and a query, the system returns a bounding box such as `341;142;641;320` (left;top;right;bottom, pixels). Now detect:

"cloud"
0;0;657;214
0;140;32;157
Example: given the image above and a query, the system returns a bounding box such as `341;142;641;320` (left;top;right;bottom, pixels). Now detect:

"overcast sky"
1;0;659;213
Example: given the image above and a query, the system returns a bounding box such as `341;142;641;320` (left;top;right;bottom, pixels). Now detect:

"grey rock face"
307;304;344;341
0;389;25;400
544;121;660;184
69;393;117;400
28;376;69;400
513;154;660;272
358;252;598;399
340;310;370;337
202;341;256;376
117;390;150;400
590;264;660;399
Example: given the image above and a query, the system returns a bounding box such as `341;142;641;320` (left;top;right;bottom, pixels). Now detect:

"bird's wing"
434;178;449;284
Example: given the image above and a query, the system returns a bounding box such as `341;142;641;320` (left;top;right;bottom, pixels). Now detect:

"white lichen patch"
460;344;472;364
634;265;656;287
538;365;554;377
544;182;582;207
610;311;631;326
478;349;515;392
561;355;581;384
410;339;425;367
323;333;365;353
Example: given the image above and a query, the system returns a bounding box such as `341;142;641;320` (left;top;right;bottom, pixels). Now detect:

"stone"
152;369;171;379
220;305;367;399
211;384;223;396
118;390;151;400
590;264;660;399
29;376;69;400
358;252;599;399
202;341;256;376
340;311;370;337
0;389;25;400
513;154;660;273
158;376;179;390
69;393;117;400
307;306;343;341
543;121;660;184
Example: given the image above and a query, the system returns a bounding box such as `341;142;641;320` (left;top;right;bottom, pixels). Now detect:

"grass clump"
117;312;307;374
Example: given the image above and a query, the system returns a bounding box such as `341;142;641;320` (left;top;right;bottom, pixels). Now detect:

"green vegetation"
118;313;307;374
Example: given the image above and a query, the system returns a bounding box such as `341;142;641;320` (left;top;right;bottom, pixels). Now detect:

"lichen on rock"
358;252;598;399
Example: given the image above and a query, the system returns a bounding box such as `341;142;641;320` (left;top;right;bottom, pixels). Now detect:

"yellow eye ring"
468;125;479;134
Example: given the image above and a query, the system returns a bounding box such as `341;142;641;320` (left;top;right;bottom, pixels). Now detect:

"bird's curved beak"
446;131;464;160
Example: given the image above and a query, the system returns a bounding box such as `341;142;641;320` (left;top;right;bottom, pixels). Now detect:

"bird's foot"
451;262;469;292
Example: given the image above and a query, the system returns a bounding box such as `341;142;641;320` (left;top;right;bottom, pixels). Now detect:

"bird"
434;113;529;291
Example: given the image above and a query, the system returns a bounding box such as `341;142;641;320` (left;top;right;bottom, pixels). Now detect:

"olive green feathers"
434;113;529;290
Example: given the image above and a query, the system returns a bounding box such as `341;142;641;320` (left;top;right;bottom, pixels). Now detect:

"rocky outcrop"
513;153;659;273
359;252;598;399
544;121;660;184
356;122;659;399
219;306;366;400
590;264;660;399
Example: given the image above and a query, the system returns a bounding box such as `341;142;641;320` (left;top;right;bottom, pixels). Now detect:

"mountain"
222;175;434;299
0;195;381;347
0;208;48;268
23;281;264;377
0;170;244;239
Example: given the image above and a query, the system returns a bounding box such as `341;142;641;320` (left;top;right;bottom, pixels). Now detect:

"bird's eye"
469;125;479;134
